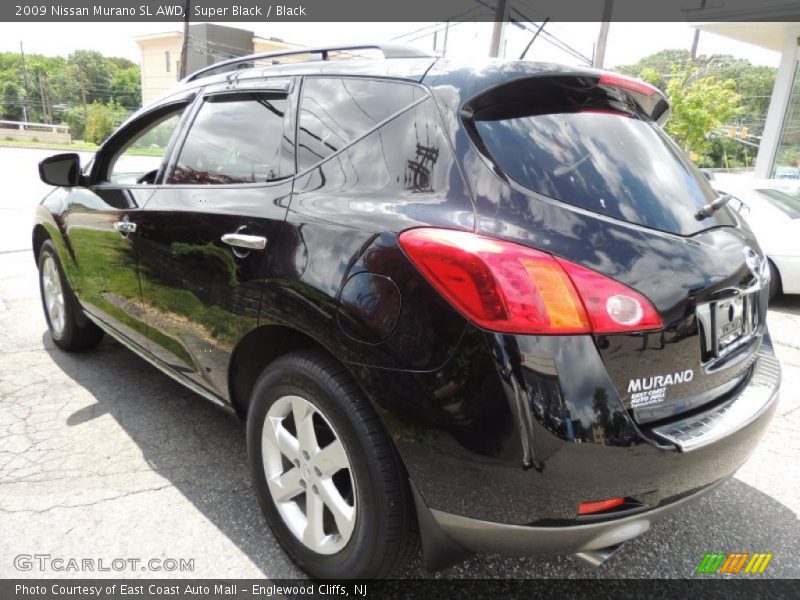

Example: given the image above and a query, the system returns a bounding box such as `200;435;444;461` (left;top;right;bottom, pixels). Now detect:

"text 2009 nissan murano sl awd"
32;44;780;578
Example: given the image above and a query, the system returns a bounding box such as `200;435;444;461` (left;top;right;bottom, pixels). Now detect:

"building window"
165;51;171;73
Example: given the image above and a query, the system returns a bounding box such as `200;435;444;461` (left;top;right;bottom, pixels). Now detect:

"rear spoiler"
460;71;670;126
597;72;670;125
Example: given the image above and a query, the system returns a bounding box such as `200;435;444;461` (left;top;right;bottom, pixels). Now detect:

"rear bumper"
408;340;779;569
388;330;780;526
422;475;724;561
648;345;780;451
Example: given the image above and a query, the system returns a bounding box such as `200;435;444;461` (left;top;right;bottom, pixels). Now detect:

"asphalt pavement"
0;147;798;579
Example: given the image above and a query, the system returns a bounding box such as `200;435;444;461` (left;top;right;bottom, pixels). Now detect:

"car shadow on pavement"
43;333;799;579
770;293;800;316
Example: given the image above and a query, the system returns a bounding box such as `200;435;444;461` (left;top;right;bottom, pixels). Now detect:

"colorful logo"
696;552;773;574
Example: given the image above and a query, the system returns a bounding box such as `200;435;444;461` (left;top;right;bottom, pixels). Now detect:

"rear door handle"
221;233;267;250
113;221;137;234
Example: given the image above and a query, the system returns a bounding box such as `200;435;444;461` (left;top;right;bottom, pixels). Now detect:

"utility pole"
442;21;450;57
43;72;53;123
19;41;34;123
78;69;89;126
690;0;708;60
38;72;52;124
179;0;191;79
593;0;614;69
488;0;511;58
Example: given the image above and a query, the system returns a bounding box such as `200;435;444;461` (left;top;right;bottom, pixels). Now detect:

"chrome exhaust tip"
572;543;624;567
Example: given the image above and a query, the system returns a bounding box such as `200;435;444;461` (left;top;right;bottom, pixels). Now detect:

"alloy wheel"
42;255;66;337
261;394;357;555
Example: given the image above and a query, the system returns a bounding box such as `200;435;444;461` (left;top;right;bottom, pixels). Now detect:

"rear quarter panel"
265;96;476;372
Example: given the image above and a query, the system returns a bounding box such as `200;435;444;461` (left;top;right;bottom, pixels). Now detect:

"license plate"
696;292;759;361
716;297;745;348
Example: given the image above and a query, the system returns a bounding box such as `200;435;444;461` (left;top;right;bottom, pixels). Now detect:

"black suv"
33;44;780;578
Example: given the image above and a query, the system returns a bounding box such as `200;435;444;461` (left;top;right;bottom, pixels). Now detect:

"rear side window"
169;93;290;185
474;108;723;235
297;77;423;171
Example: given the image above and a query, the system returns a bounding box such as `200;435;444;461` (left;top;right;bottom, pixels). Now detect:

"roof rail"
184;43;434;83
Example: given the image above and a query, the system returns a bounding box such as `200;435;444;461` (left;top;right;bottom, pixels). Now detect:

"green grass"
0;138;99;151
0;139;166;155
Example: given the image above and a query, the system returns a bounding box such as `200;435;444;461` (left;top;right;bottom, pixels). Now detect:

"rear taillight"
398;228;662;335
554;258;663;334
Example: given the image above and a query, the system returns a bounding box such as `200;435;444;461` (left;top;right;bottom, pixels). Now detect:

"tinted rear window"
297;77;423;171
475;109;725;235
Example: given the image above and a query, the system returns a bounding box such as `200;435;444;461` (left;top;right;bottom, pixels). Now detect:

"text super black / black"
33;44;780;578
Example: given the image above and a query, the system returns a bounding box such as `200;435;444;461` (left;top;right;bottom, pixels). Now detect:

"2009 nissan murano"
33;44;780;578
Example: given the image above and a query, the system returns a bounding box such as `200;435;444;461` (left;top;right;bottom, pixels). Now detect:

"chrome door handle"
113;221;137;234
221;233;267;250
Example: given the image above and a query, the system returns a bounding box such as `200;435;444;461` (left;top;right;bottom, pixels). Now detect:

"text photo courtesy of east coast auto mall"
0;0;798;598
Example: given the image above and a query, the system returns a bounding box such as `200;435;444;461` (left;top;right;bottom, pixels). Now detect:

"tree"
110;66;141;109
62;105;86;140
617;49;692;90
1;81;23;121
68;50;115;104
664;66;741;156
616;50;772;167
84;100;127;144
702;55;775;137
0;49;141;129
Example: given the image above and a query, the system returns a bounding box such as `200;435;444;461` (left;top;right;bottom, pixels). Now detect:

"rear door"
135;79;297;398
64;100;191;347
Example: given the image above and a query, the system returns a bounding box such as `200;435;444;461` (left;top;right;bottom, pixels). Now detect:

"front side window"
169;93;290;185
297;77;424;171
107;110;184;184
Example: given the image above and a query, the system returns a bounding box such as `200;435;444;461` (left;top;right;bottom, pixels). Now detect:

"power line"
519;17;549;59
402;19;479;44
390;5;488;42
468;0;592;64
510;0;593;64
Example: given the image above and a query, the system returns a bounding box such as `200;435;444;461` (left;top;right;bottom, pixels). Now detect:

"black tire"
38;240;104;351
246;350;418;579
768;260;781;302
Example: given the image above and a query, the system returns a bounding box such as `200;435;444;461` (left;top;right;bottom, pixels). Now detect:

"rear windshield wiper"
695;193;732;220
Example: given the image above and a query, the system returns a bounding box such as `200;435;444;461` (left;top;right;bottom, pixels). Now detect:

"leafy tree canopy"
616;50;776;168
0;49;141;142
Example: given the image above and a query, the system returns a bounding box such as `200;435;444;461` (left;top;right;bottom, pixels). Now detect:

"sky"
0;21;781;70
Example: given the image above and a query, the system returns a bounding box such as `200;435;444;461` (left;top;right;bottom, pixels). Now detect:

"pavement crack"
0;483;176;514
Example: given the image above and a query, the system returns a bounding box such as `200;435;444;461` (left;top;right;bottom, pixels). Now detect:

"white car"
712;179;800;298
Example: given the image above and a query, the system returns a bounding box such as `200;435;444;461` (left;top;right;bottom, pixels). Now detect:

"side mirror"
39;153;82;187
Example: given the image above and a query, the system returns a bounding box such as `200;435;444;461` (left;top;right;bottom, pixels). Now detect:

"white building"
134;24;298;104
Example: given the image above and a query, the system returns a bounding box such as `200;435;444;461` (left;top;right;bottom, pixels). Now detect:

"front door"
136;80;297;398
65;102;190;348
